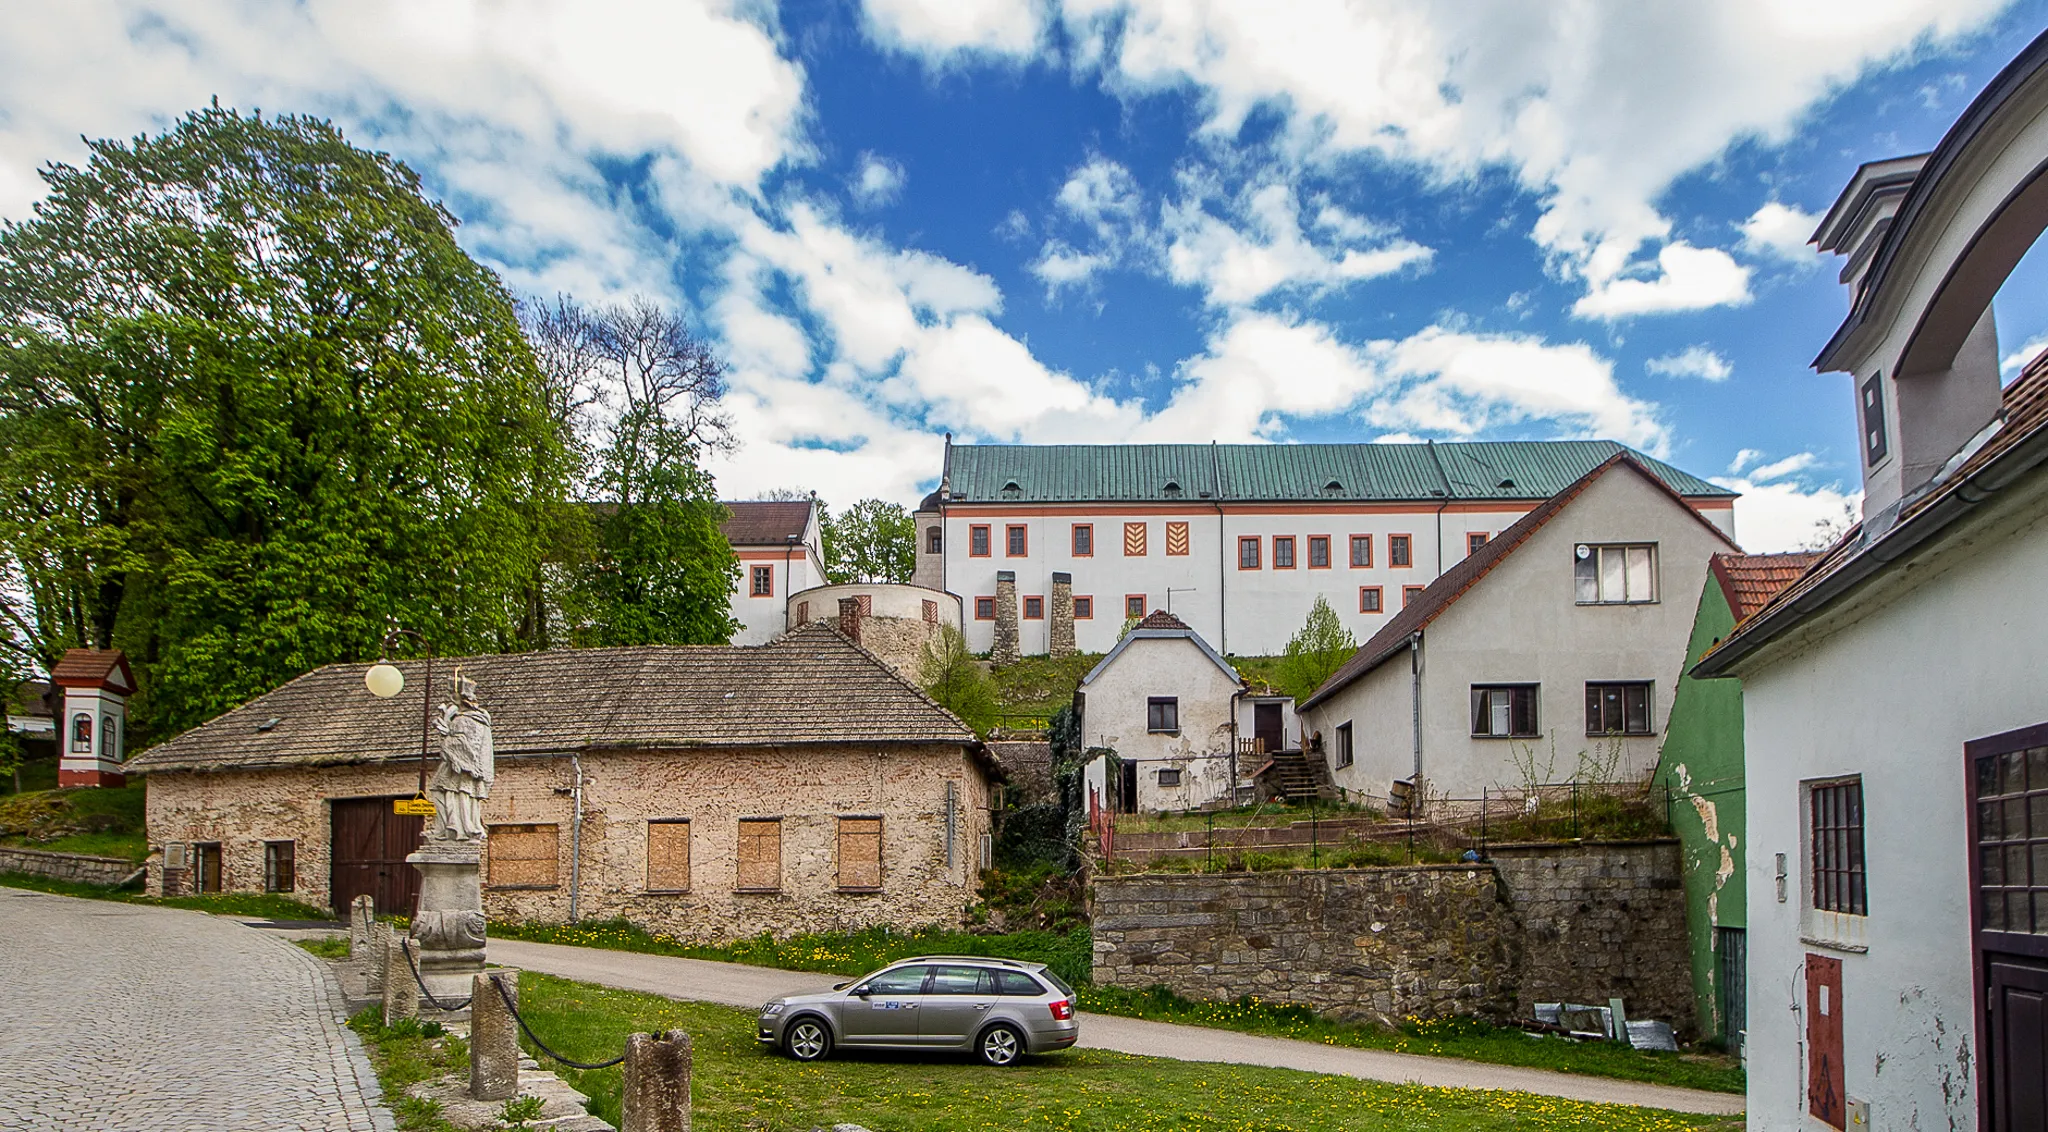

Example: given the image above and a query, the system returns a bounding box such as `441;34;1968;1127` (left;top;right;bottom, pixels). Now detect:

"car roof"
884;955;1046;971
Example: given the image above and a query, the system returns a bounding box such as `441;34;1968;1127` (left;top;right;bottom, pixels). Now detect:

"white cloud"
862;0;1044;60
2001;332;2048;374
1740;200;1822;262
1137;313;1387;441
1727;448;1764;475
1368;327;1669;455
1646;346;1733;382
1031;156;1149;292
1749;451;1819;482
1715;474;1861;553
1161;181;1431;307
1571;243;1752;320
849;153;906;208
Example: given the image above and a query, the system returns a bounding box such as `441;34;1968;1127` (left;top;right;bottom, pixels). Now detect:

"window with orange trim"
974;596;996;620
1023;595;1044;619
1359;586;1383;613
970;525;991;557
1074;596;1094;619
1307;535;1330;568
750;566;773;597
1402;584;1425;607
1389;534;1413;568
1273;536;1296;569
1072;524;1093;556
1237;536;1261;569
1468;531;1489;556
1124;594;1145;619
1349;534;1372;568
1006;524;1027;556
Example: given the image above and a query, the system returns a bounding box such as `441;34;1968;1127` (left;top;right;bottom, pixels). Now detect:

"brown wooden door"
1968;723;2048;1131
330;797;423;918
1806;953;1844;1130
1254;703;1284;755
194;843;222;893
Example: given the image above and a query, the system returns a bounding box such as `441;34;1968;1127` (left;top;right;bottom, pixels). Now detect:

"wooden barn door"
1967;722;2048;1131
330;797;424;918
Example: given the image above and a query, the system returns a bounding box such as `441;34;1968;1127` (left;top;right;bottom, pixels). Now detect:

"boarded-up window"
737;818;781;891
838;817;883;891
647;820;691;892
487;824;559;888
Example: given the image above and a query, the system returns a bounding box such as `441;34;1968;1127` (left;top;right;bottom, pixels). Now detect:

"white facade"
1300;463;1733;803
1076;623;1246;812
725;501;828;646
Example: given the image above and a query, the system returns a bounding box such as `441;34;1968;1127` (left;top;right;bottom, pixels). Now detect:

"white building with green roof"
912;438;1737;658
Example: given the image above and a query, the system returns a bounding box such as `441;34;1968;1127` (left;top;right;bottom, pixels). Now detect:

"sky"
5;2;2048;552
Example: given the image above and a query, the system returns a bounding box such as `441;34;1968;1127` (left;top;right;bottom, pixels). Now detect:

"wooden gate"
330;797;423;918
1967;722;2048;1130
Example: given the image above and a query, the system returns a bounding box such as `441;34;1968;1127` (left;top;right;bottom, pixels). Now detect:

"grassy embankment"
0;777;150;859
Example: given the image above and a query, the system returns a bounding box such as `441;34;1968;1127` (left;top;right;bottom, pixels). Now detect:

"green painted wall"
1653;576;1746;1045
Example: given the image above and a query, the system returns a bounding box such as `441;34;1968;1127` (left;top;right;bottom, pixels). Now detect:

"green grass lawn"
0;870;334;920
347;1010;467;1132
504;972;1730;1132
0;780;148;860
988;651;1100;719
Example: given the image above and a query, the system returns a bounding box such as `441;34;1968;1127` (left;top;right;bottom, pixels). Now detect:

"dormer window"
1860;371;1889;466
70;712;92;753
1162;480;1183;498
1001;480;1022;498
1324;480;1344;496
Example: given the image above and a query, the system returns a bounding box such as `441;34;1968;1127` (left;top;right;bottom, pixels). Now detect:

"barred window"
1810;780;1867;916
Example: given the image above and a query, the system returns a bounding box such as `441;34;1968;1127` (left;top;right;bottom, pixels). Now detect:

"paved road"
490;937;1746;1116
0;887;394;1132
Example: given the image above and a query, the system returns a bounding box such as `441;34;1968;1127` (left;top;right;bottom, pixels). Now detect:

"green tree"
1275;595;1359;702
919;625;1000;737
0;107;573;738
824;498;914;584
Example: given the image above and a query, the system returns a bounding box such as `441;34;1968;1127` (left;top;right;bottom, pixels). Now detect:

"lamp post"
365;629;435;803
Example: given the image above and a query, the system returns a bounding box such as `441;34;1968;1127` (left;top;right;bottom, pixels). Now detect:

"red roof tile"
720;500;813;546
1710;552;1823;621
49;648;135;692
1134;610;1191;631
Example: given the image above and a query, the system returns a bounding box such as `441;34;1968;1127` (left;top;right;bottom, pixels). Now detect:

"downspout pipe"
1211;441;1227;652
1408;632;1424;814
567;754;585;923
1426;439;1453;579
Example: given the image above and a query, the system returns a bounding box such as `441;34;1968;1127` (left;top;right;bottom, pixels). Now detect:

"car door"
835;965;929;1046
918;965;998;1047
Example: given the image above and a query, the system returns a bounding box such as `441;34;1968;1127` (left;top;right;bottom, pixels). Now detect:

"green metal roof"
944;441;1734;504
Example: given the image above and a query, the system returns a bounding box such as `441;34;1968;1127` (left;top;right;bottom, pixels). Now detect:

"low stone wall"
1093;839;1692;1033
0;845;141;886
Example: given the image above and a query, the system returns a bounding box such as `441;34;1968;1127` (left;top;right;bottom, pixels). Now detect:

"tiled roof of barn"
1710;552;1824;621
126;623;975;773
944;441;1734;504
719;500;813;545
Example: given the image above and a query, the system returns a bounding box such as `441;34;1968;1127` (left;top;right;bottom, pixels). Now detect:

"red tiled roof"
1134;610;1191;631
1299;454;1739;710
49;648;134;692
1709;552;1823;621
720;500;813;546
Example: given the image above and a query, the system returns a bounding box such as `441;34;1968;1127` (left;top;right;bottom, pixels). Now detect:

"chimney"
1048;572;1075;658
838;597;863;647
991;571;1020;666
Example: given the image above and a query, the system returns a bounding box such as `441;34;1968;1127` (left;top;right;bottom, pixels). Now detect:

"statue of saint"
428;672;493;841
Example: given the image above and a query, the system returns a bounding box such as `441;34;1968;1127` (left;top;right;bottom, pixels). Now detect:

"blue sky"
6;2;2048;549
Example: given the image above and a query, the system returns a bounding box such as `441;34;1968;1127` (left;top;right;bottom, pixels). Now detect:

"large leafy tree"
1275;595;1359;703
824;498;914;584
0;108;573;737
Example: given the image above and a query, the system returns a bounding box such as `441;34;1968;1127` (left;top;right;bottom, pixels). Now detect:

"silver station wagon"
756;955;1080;1066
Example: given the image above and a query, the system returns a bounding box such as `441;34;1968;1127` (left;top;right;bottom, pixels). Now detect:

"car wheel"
976;1022;1024;1067
784;1017;832;1062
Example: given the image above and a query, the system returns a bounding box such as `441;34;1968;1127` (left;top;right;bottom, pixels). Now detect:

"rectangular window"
1389;534;1412;568
1359;586;1383;613
1123;522;1147;556
1238;536;1261;569
1809;780;1867;916
1006;524;1027;556
921;599;938;624
837;816;883;892
1574;543;1658;604
975;596;995;620
750;565;773;597
796;600;810;624
487;824;559;888
1403;584;1425;607
1125;594;1145;619
1147;697;1179;733
1349;534;1373;568
926;525;943;553
263;841;295;893
1157;768;1183;787
1072;524;1093;556
647;819;691;892
970;525;991;557
736;818;782;892
1073;596;1093;619
1307;535;1330;568
1335;722;1354;769
1023;595;1044;619
1585;682;1654;736
1860;371;1888;467
1471;685;1539;738
1165;521;1190;556
1468;532;1489;555
1273;536;1296;569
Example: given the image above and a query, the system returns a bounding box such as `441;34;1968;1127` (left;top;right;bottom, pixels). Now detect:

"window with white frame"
1574;543;1657;604
1335;722;1354;769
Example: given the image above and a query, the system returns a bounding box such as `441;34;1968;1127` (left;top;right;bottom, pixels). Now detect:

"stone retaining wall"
0;845;141;886
1092;839;1692;1033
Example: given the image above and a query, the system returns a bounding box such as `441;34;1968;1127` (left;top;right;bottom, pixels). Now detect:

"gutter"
1427;439;1453;579
1409;633;1424;810
1696;415;2048;677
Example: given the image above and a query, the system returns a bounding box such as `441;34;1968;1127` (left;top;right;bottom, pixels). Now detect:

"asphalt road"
488;937;1745;1116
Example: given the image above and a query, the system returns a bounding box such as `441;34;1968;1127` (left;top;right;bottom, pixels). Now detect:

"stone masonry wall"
0;846;139;886
1093;839;1693;1033
1093;866;1520;1025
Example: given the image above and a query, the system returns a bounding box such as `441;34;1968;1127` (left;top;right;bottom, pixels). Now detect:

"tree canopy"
919;625;1000;738
824;498;914;585
1274;596;1359;702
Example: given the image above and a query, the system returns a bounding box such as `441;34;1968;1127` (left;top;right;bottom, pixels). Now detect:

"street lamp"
366;628;435;799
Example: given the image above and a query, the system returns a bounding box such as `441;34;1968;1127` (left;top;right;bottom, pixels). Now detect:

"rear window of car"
1039;970;1076;998
995;970;1046;996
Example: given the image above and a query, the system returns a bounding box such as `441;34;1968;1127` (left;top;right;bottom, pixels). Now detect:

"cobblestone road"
0;887;395;1132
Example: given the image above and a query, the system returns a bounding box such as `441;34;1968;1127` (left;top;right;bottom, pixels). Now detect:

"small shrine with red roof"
51;647;136;787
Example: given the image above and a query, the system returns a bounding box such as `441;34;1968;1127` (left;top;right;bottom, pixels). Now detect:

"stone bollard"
470;971;520;1101
383;937;420;1026
365;922;389;994
349;895;375;956
620;1030;692;1132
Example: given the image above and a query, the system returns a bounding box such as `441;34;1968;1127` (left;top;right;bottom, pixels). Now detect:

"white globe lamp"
365;663;405;699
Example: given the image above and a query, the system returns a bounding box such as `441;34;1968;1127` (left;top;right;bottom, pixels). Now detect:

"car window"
927;965;992;995
995;970;1046;996
859;965;930;995
1039;969;1077;998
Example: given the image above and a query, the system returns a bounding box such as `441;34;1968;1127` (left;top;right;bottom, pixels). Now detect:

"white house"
1297;455;1736;806
51;647;135;788
1074;611;1292;812
1694;35;2048;1131
721;500;827;645
911;439;1736;658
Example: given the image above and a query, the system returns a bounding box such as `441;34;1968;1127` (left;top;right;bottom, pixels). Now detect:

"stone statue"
428;672;493;841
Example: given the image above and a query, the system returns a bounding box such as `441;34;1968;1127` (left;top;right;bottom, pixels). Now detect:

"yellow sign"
393;797;436;817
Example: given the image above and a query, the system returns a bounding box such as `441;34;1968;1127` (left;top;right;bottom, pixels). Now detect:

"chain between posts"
488;974;627;1071
401;942;474;1011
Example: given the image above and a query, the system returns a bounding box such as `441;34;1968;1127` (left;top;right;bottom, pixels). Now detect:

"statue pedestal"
407;839;486;1020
